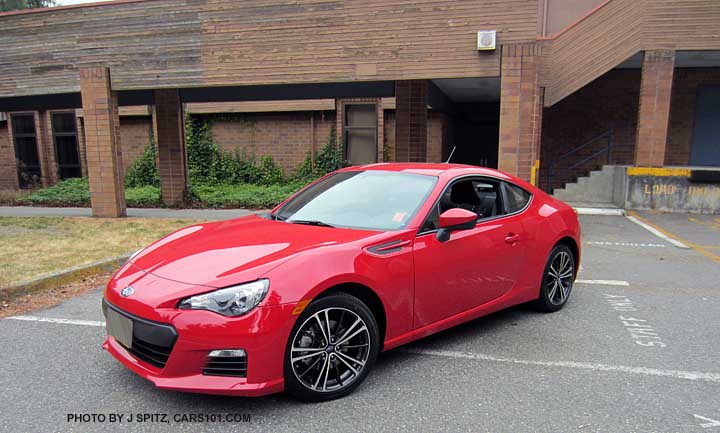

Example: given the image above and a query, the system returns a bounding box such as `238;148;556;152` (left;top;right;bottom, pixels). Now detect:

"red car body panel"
102;163;581;396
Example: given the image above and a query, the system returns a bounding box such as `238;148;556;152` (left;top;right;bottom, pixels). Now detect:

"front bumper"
101;298;297;397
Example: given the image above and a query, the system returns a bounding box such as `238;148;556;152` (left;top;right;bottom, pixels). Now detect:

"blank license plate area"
106;309;133;348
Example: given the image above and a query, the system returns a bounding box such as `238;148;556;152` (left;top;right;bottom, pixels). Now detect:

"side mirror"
436;208;477;242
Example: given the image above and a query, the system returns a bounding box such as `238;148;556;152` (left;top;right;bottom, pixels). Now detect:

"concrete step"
552;165;618;204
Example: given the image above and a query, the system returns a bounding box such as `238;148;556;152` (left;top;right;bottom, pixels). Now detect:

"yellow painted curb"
627;167;691;177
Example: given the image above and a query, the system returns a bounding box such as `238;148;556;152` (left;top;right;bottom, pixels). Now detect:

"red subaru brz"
102;163;581;401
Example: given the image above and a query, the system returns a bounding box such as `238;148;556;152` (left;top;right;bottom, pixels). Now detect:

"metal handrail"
547;129;613;192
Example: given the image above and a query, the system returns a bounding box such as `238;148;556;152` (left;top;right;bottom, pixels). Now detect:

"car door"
412;177;527;329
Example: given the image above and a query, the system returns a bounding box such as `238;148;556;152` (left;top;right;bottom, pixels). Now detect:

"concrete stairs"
552;165;625;208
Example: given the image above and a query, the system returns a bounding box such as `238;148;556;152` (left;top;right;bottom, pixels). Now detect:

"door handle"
504;233;520;244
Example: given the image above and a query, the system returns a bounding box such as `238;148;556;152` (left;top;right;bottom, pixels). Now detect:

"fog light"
208;349;246;358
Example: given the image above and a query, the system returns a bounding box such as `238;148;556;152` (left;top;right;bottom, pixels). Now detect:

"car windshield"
274;170;438;231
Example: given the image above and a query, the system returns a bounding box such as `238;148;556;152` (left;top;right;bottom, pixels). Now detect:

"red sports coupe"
102;163;581;401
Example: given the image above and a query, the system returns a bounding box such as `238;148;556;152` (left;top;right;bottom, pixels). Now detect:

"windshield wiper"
269;213;286;221
287;219;335;228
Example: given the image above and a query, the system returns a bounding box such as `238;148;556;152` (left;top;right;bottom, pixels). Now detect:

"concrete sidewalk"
0;206;260;220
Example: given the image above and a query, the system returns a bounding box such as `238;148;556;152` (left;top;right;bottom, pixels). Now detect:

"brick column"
395;80;428;162
153;89;188;206
498;43;544;181
79;66;126;218
76;113;89;177
0;119;19;190
635;50;675;167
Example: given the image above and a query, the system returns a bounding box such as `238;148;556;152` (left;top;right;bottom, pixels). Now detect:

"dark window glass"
11;114;36;135
504;182;532;213
275;170;437;231
11;114;41;188
344;104;377;165
51;113;82;180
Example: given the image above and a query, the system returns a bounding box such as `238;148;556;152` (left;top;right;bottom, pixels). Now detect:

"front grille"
129;337;172;369
203;355;247;377
102;299;177;370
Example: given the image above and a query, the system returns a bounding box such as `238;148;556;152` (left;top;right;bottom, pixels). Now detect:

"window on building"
51;112;82;180
10;113;41;189
344;104;377;165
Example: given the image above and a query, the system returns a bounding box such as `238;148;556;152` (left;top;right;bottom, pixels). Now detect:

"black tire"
284;293;380;402
534;244;575;313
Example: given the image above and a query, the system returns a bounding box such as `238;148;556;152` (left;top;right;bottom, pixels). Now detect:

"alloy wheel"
546;250;574;305
290;307;371;392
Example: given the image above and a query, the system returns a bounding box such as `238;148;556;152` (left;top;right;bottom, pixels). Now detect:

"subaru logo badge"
121;286;134;297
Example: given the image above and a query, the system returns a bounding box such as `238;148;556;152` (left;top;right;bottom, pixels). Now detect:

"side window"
503;182;532;213
419;177;505;233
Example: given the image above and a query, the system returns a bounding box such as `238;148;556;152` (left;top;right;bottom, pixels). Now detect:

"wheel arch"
555;236;580;276
316;283;387;350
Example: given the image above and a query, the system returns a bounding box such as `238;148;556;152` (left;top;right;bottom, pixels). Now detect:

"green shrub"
20;177;90;206
291;152;315;183
314;126;344;176
192;182;302;209
257;155;284;185
125;141;159;188
125;185;161;207
186;116;218;183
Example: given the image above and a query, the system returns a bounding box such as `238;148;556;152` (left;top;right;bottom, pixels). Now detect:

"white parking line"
586;241;667;248
576;279;630;286
400;348;720;383
5;315;105;327
627;215;691;249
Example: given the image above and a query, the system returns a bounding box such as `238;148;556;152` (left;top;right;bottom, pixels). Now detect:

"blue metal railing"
546;129;613;192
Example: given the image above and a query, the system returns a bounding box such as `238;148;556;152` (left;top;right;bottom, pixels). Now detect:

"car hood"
129;214;379;288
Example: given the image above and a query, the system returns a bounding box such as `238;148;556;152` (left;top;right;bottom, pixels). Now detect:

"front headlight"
178;279;269;317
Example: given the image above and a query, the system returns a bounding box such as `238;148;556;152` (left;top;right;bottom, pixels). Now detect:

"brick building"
0;0;719;216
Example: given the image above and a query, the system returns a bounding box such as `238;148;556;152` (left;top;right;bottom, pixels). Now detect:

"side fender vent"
366;239;411;256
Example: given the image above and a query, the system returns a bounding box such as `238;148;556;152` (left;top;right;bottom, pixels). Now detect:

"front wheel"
284;293;380;402
534;244;575;312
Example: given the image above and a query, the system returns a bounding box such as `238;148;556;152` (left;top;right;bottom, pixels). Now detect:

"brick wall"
498;43;543;181
209;111;334;174
635;50;676;167
426;112;445;163
154;89;188;205
540;69;640;191
395;80;428;162
384;110;445;163
666;68;720;165
79;66;126;217
0;120;18;190
120;117;153;170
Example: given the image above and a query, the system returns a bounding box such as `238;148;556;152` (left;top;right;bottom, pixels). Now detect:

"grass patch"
0;216;203;287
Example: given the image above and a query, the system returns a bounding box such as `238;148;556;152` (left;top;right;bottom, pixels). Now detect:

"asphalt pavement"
1;213;719;433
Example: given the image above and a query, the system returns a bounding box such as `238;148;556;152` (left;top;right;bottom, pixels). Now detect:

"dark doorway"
10;113;41;188
51;112;82;179
690;85;720;166
447;103;500;168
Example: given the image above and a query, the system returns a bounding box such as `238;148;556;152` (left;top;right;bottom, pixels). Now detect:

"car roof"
339;162;512;180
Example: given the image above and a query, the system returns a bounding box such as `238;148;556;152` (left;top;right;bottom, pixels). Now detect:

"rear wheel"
284;294;380;402
534;244;575;312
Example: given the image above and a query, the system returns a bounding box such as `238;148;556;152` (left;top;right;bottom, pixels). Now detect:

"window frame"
50;111;82;180
343;103;378;165
10;112;42;189
417;174;534;236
